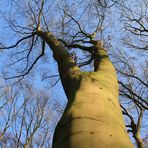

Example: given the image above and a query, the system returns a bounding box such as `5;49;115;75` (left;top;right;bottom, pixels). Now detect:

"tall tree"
35;30;133;147
0;0;146;147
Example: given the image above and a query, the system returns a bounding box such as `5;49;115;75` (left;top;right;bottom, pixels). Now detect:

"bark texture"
37;30;134;148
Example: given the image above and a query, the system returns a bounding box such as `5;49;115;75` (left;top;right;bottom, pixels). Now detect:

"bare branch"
4;39;45;80
37;0;45;30
0;34;34;50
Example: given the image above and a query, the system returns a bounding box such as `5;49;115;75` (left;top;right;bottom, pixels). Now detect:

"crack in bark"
59;116;106;126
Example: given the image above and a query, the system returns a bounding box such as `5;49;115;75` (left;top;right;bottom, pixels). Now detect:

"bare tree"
0;79;62;147
120;0;148;50
112;50;148;148
0;0;147;148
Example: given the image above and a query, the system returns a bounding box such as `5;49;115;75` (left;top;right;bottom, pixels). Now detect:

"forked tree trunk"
37;30;134;148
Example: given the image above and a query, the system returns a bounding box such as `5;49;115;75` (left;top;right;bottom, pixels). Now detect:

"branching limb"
58;39;93;53
119;81;148;110
0;34;34;50
58;7;94;39
37;0;45;30
78;55;93;67
4;39;45;80
121;104;145;148
118;70;148;88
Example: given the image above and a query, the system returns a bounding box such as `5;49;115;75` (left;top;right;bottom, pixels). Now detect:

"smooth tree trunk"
37;30;134;148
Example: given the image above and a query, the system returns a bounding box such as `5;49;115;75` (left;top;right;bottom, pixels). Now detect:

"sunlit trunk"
37;30;133;148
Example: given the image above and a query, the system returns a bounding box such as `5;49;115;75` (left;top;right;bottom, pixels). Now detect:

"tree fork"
36;30;133;148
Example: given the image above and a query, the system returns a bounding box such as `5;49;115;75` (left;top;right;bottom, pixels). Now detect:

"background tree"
120;0;148;50
0;79;62;147
112;50;147;148
117;1;148;147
